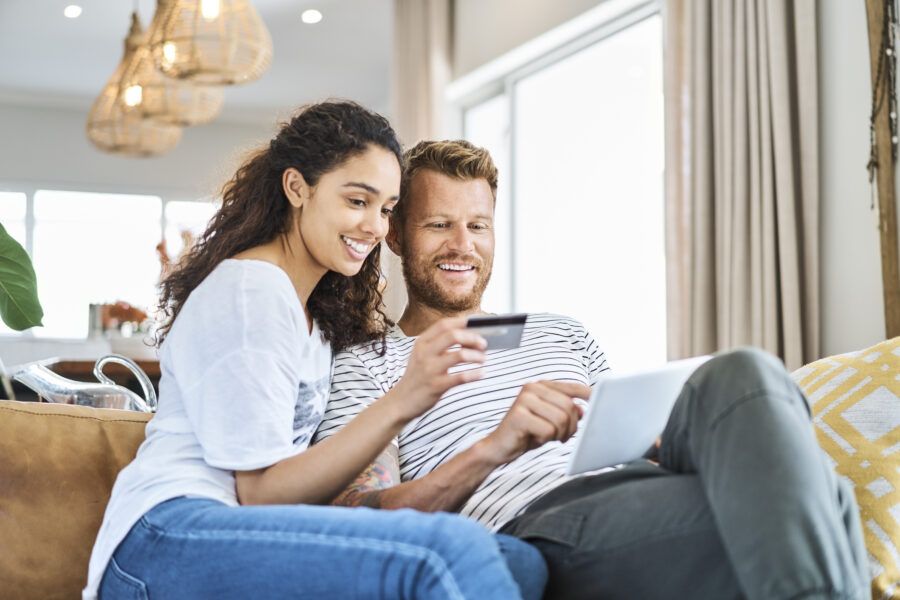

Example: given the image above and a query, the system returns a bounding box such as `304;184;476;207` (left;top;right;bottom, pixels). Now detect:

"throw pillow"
792;337;900;599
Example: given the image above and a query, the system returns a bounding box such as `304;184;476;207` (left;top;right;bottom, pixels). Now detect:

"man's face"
393;169;495;312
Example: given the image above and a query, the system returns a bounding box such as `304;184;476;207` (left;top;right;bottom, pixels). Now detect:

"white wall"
0;103;274;199
818;1;889;356
453;0;604;77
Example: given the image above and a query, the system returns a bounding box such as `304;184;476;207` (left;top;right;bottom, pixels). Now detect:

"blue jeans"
100;497;547;600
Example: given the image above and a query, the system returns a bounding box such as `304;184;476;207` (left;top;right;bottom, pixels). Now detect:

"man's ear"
386;219;402;257
282;168;311;209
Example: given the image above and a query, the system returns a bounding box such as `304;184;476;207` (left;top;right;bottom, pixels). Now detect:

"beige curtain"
382;0;452;321
664;0;819;370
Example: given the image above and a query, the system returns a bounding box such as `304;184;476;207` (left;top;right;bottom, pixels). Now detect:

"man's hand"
478;381;590;465
333;381;589;514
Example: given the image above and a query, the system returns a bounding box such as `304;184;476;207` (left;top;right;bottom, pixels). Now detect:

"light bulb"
123;85;143;107
162;42;178;66
301;9;323;24
64;5;82;18
201;0;221;21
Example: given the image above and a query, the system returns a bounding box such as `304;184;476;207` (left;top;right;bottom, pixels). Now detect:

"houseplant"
0;222;43;331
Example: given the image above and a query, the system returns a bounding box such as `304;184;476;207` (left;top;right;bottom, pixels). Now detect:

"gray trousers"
499;348;870;600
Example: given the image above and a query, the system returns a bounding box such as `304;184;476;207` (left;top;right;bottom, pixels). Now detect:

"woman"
84;101;547;600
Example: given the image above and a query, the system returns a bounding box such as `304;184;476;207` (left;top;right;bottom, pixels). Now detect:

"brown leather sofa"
0;400;151;600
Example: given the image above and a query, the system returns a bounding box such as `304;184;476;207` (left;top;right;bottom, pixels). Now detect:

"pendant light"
87;12;182;157
147;0;272;85
119;0;224;126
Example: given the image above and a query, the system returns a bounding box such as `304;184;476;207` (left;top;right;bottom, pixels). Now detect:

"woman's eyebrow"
343;182;400;201
343;182;379;194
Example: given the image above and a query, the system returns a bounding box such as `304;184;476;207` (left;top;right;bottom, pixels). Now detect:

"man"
313;140;868;599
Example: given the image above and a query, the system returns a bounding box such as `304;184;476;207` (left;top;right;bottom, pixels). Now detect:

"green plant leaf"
0;222;43;330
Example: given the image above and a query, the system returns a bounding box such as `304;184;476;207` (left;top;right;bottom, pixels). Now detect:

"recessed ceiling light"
63;4;82;18
301;9;323;24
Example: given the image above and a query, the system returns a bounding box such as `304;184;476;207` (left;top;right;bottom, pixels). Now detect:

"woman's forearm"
236;390;408;505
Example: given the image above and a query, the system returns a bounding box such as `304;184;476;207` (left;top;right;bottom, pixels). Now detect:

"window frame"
448;0;661;312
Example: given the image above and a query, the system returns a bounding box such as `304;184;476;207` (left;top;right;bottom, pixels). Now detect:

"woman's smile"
341;234;375;261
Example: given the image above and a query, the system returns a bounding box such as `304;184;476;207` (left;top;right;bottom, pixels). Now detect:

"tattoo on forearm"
332;452;398;508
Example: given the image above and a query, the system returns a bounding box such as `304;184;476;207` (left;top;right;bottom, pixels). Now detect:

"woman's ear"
282;168;311;209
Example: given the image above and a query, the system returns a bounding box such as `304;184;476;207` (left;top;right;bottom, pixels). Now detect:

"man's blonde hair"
394;139;498;227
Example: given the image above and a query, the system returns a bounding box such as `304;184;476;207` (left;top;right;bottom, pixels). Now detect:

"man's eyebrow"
343;182;399;201
420;213;494;221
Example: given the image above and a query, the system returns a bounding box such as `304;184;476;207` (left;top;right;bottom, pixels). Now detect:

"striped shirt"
313;313;610;530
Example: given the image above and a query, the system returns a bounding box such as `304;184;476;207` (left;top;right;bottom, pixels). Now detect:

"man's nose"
447;226;474;253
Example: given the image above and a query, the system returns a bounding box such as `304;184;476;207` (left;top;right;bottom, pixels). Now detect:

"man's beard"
402;250;493;313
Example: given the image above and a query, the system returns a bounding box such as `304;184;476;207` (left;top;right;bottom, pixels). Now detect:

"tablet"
566;355;711;475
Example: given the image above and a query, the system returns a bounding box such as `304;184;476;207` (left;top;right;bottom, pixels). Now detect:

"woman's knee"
421;512;497;556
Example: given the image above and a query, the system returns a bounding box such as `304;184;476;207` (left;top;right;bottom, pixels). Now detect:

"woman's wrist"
377;384;415;429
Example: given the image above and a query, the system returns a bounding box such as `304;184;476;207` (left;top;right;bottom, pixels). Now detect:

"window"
32;190;162;339
164;199;217;259
0;190;219;340
0;192;28;336
463;95;512;313
0;191;26;247
460;10;665;373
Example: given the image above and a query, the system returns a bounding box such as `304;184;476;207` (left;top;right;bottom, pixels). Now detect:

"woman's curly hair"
155;101;401;353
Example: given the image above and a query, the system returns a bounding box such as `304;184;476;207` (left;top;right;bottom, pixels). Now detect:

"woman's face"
296;145;401;277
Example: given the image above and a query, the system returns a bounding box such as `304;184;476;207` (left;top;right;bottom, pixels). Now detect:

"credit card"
466;313;528;350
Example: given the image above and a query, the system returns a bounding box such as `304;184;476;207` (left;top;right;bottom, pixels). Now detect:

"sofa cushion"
792;337;900;599
0;400;150;600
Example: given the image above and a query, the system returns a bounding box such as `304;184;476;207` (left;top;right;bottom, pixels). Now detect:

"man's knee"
714;346;784;376
692;347;788;393
683;346;809;420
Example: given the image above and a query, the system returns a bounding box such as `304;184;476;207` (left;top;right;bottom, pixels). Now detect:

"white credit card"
466;313;528;350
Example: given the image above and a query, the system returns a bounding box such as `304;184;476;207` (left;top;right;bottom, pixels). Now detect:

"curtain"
382;0;452;321
664;0;819;370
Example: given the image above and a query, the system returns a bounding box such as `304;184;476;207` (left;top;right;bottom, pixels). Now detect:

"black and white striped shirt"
313;313;610;530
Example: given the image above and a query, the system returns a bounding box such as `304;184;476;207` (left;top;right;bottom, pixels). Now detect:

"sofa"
1;338;897;599
0;400;150;599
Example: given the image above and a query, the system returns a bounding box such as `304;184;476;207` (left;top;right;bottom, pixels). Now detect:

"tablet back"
567;355;711;475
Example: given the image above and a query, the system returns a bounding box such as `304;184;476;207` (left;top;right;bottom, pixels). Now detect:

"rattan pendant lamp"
119;0;225;126
147;0;273;85
86;12;182;157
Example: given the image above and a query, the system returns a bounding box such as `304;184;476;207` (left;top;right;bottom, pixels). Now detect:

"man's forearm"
336;440;503;513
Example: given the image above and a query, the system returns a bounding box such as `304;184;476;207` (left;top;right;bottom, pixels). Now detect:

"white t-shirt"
314;313;610;531
83;259;332;600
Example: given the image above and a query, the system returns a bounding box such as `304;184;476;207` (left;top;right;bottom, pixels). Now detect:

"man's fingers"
508;406;558;446
519;392;575;441
524;383;583;434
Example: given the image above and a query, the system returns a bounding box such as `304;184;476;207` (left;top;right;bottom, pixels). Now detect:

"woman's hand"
387;317;487;422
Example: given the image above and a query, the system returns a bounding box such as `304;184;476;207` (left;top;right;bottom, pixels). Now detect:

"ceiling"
0;0;393;124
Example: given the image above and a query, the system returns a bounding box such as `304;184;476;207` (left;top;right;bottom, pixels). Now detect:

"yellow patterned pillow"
792;337;900;599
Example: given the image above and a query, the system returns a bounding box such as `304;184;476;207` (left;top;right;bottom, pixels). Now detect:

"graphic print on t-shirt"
293;375;331;446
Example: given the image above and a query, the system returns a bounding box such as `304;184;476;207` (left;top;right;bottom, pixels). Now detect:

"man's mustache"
432;254;482;268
